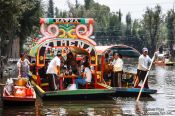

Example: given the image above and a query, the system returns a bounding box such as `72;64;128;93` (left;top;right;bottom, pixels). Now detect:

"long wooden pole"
136;53;155;102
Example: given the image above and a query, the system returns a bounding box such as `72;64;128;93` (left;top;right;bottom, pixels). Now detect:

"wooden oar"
134;75;139;87
136;53;155;102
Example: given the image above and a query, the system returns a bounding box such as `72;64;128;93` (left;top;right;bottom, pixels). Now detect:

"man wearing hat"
46;50;62;90
135;47;152;88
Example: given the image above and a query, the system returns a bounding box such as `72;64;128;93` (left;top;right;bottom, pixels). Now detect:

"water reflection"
2;106;35;116
41;100;122;115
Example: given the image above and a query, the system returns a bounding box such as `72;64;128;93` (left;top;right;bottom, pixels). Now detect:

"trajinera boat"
28;18;116;100
2;78;36;105
95;45;157;96
28;18;156;100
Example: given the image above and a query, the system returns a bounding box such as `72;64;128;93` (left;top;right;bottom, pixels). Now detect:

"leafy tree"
19;0;44;52
47;0;54;17
125;12;132;36
84;0;93;10
132;20;138;36
55;7;59;17
0;0;44;57
166;10;175;55
0;0;23;57
75;0;80;8
143;5;162;55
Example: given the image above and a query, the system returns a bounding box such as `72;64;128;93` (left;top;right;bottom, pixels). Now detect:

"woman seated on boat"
17;53;35;79
75;62;92;89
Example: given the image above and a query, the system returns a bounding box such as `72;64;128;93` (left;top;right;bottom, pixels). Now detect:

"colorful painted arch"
29;38;98;67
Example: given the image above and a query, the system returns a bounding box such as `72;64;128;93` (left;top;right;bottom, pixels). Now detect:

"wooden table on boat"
59;74;77;90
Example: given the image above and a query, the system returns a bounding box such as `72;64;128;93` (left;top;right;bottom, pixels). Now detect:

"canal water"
0;65;175;116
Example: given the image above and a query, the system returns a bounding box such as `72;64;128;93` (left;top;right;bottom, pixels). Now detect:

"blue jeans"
75;76;86;88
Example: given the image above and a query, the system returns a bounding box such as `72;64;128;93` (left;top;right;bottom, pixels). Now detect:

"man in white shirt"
46;50;62;91
112;53;123;87
135;47;152;88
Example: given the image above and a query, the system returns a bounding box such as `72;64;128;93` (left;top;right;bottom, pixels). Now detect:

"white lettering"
77;41;84;48
59;19;64;23
74;19;79;23
69;40;75;46
41;39;94;55
69;19;74;22
53;41;57;47
64;19;68;22
56;18;59;23
61;40;67;46
55;18;80;23
43;43;51;50
85;46;93;53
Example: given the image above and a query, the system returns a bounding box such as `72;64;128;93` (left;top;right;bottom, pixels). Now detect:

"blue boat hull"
113;87;157;97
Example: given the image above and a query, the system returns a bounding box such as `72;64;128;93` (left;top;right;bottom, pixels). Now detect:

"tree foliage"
125;12;132;36
166;10;175;55
0;0;44;57
142;5;162;55
47;0;54;18
1;0;175;57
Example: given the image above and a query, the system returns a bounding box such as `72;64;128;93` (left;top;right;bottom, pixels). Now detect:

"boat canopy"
95;45;140;58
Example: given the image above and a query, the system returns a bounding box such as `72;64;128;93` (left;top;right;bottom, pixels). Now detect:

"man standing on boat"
46;50;62;91
135;47;151;88
111;52;123;87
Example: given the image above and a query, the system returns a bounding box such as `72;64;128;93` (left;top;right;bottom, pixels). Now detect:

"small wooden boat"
155;51;174;66
95;45;157;97
165;61;174;66
2;78;36;105
155;60;174;66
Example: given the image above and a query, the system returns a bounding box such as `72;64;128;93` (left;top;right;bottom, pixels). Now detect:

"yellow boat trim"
31;80;45;93
32;74;37;81
36;85;45;93
41;83;49;86
97;83;112;89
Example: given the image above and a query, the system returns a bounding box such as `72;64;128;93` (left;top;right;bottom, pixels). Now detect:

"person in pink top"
17;53;35;78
